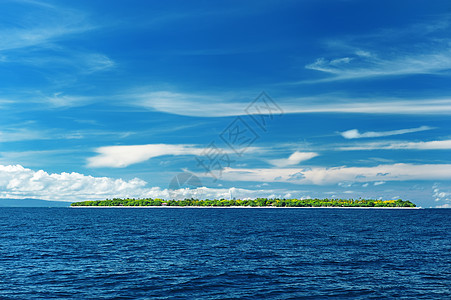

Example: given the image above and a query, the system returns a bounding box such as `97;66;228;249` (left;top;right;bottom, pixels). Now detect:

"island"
71;198;416;208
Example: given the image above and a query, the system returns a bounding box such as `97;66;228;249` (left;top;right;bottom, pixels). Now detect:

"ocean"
0;208;450;299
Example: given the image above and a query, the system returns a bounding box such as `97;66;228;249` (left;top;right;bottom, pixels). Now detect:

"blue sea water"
0;208;450;299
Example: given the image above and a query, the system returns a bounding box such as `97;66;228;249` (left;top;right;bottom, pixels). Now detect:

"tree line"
71;198;416;207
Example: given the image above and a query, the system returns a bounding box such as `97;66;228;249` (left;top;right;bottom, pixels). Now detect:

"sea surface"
0;208;450;299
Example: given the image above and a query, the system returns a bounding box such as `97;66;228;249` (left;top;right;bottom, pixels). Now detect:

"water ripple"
0;208;450;299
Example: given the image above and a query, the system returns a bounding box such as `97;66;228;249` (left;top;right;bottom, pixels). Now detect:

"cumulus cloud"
268;151;318;167
0;164;148;201
340;126;433;139
168;186;305;201
435;203;451;208
210;163;451;185
0;164;307;201
432;183;451;202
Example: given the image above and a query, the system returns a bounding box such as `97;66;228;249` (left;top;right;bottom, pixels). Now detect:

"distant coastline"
71;198;417;208
70;206;420;209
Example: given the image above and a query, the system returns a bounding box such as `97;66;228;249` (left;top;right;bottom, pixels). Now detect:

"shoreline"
70;206;420;209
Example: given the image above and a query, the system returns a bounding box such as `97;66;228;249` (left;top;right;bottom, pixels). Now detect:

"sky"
1;0;451;207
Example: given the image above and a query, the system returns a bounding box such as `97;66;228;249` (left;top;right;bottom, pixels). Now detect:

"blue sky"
1;0;451;207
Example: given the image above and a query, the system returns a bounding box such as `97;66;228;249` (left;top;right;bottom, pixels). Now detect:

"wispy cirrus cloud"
42;92;102;108
340;126;433;139
82;53;115;73
0;127;85;142
6;52;116;73
0;1;115;75
339;139;451;151
125;90;451;116
290;98;451;114
128;91;247;117
0;126;140;144
303;17;451;82
12;89;451;115
305;49;451;82
0;1;92;52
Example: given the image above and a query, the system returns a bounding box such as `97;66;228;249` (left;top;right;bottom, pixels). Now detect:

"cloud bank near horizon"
0;164;301;201
212;163;451;185
1;164;450;207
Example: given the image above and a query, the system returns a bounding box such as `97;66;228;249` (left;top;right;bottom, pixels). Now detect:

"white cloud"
340;139;451;151
0;128;47;142
338;182;353;188
268;151;318;167
168;186;306;201
432;183;451;202
355;50;372;57
330;57;353;65
207;163;451;185
87;144;259;168
374;181;385;186
0;126;126;142
8;52;116;74
44;93;96;108
340;126;433;139
129;91;247;117
126;90;451;116
0;2;92;52
304;18;451;82
83;53;115;73
0;127;87;142
283;98;451;115
88;144;204;168
305;50;451;81
0;2;114;78
0;164;148;201
0;164;311;201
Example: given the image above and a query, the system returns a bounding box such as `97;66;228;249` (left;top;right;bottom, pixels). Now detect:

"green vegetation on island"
71;198;416;207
